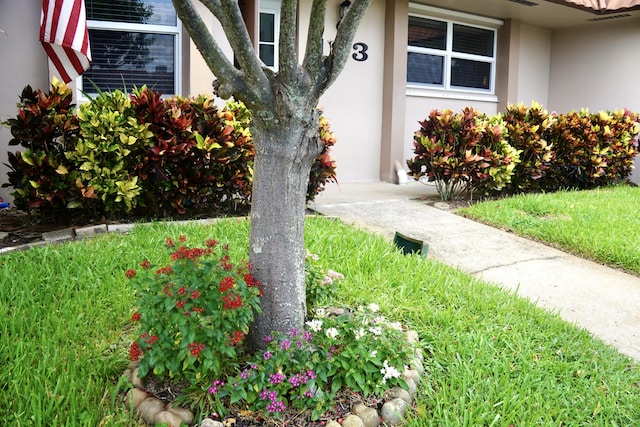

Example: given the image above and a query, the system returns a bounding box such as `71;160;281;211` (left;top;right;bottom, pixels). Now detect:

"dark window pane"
260;13;275;43
83;29;175;94
407;52;443;85
452;24;494;57
450;58;491;89
259;44;275;67
86;0;176;26
408;17;446;50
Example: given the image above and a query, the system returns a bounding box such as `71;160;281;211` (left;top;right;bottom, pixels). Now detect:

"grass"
1;217;639;426
459;185;640;275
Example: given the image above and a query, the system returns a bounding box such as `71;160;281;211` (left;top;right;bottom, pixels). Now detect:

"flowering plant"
208;303;413;420
304;250;343;314
126;236;262;383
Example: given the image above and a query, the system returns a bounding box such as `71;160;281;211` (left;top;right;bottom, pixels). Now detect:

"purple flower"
280;339;291;351
304;330;313;341
263;335;274;343
307;369;316;380
269;372;286;384
289;327;298;337
263;351;272;360
208;379;225;395
304;388;315;398
259;388;277;401
266;400;287;413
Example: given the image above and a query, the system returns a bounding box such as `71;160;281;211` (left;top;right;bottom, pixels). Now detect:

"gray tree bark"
171;0;373;349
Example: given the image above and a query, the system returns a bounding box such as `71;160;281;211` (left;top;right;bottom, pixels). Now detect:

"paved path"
311;181;640;361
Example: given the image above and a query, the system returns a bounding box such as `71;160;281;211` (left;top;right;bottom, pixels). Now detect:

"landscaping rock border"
122;329;425;426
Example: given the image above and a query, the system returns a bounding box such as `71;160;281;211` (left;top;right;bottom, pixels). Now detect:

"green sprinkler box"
393;232;428;257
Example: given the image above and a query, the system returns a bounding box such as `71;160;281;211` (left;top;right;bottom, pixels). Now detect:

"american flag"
40;0;92;83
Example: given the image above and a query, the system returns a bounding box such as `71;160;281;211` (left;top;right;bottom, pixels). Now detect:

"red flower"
131;312;141;322
223;294;243;310
165;237;175;247
231;330;244;345
178;286;187;296
179;235;187;243
129;341;143;361
219;276;235;293
176;300;185;309
125;269;136;279
244;273;256;287
188;342;205;357
205;239;218;248
191;290;201;299
156;266;173;275
140;260;151;269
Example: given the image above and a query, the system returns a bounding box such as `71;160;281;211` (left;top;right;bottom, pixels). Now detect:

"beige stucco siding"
313;0;387;183
548;19;640;113
516;24;551;107
0;0;50;202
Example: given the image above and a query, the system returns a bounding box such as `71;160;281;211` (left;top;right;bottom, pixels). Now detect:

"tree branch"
301;0;327;87
171;0;244;99
320;0;373;92
278;0;299;86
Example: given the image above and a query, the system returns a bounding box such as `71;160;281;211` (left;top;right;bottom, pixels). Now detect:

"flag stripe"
40;0;92;83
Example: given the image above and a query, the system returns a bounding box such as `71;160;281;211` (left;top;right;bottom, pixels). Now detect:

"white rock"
404;377;418;396
154;410;183;426
168;405;194;424
386;386;413;405
124;388;148;409
403;368;420;383
381;398;408;426
351;403;380;427
341;414;365;427
414;347;424;362
137;397;164;423
404;330;420;344
131;367;145;389
199;419;224;427
325;421;342;427
410;357;425;376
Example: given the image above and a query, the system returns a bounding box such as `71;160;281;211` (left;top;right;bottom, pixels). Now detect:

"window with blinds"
407;15;496;93
82;0;180;95
259;0;281;70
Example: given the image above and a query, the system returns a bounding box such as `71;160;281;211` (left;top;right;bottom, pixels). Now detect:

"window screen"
83;0;179;95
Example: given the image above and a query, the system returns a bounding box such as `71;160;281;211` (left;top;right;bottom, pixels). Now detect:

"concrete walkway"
310;181;640;361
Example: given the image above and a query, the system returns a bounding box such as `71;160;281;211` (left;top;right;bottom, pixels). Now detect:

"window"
82;0;181;96
259;0;280;69
407;14;497;93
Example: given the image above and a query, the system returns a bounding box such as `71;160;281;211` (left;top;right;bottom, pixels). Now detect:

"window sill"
406;87;498;104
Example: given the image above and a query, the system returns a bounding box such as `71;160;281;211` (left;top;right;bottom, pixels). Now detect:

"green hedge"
408;102;640;200
2;79;337;222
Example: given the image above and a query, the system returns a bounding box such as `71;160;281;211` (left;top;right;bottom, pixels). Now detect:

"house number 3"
352;42;369;62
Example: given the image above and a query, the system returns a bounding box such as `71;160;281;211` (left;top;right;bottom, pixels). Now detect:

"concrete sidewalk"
310;181;640;361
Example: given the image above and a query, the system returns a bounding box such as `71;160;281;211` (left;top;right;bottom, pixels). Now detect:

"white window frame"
259;0;281;70
407;4;502;97
77;8;182;101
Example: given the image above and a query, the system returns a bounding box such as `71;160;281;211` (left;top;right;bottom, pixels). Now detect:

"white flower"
327;269;344;280
368;326;382;336
315;308;327;318
306;319;323;332
368;303;380;313
325;327;339;340
354;328;367;340
380;360;401;384
321;276;333;285
369;350;378;358
388;322;403;331
373;316;386;324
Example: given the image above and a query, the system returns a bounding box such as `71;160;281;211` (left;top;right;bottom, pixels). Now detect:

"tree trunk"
247;109;323;350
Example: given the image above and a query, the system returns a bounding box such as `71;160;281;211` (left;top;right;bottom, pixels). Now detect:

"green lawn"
1;217;638;426
459;185;640;275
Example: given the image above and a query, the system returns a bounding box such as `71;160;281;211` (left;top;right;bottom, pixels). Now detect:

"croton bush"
407;107;520;200
408;103;640;200
2;79;338;222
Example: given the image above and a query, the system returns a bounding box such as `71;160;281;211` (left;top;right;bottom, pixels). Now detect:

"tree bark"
247;108;323;349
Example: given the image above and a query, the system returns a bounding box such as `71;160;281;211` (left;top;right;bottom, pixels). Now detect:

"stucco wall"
516;24;551;107
313;0;387;183
548;19;640;113
0;0;50;203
